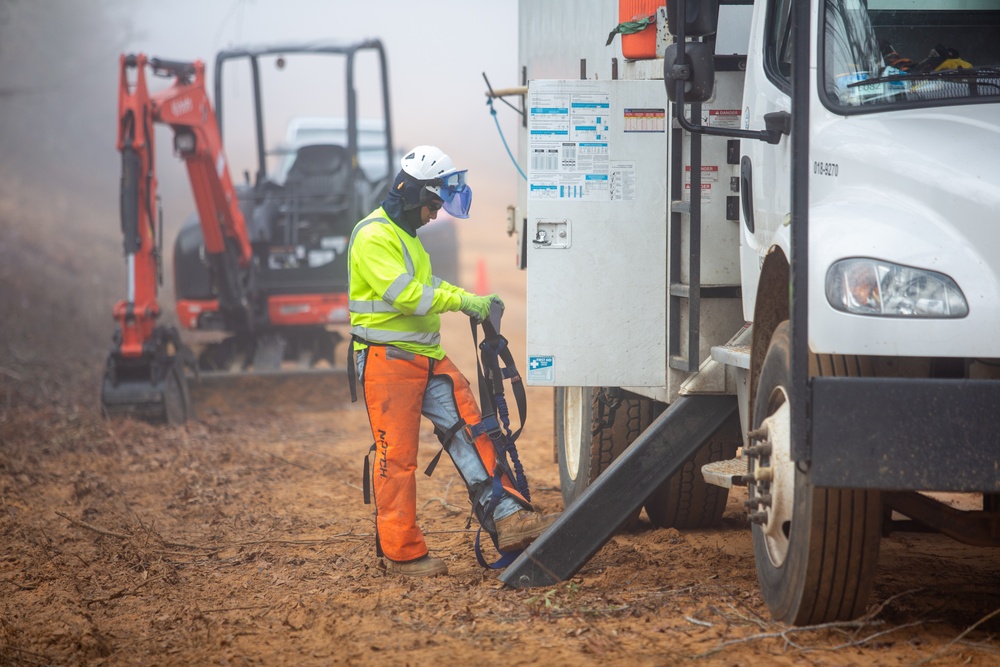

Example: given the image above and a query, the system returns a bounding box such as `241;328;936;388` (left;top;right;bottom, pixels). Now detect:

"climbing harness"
466;301;531;567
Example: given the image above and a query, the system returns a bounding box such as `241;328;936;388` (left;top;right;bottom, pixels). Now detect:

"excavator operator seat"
282;144;352;214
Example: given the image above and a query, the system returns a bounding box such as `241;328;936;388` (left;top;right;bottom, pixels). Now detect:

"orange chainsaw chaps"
362;348;528;562
362;346;429;562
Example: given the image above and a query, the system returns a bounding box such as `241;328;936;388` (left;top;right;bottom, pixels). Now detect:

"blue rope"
486;96;527;181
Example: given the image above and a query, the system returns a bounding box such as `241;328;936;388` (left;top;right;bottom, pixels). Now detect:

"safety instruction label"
529;85;611;202
610;161;636;201
527;355;554;383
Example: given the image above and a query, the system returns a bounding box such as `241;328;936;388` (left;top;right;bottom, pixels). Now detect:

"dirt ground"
2;176;1000;667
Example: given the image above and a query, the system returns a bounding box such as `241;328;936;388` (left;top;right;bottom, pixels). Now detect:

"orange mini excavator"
100;42;413;424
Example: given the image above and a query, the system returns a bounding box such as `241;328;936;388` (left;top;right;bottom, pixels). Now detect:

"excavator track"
180;329;353;416
187;367;352;415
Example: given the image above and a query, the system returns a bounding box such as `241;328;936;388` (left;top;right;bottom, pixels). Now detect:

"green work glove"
459;293;492;322
487;293;505;311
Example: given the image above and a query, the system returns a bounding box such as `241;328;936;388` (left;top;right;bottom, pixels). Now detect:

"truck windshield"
823;0;1000;111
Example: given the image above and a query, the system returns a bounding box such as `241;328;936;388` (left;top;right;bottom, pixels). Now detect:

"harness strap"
475;318;528;443
362;442;376;504
423;448;444;478
473;462;525;569
347;335;361;403
472;318;530;500
362;441;383;557
467;303;534;568
424;419;468;477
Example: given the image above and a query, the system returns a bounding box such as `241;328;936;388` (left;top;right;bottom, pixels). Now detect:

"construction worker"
348;145;557;577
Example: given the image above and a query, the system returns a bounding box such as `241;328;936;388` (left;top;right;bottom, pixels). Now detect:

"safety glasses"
439;170;467;192
436;170;472;219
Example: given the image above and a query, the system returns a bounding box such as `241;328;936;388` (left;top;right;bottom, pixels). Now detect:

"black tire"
198;337;239;372
162;362;192;426
643;412;740;529
750;321;881;625
555;387;656;527
555;387;594;504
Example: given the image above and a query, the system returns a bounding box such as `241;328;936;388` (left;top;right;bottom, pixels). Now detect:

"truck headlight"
825;258;968;318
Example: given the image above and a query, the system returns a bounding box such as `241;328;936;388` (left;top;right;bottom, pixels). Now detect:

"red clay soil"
1;180;999;666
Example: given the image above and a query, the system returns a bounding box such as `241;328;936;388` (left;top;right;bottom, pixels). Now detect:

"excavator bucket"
500;395;738;589
101;355;194;425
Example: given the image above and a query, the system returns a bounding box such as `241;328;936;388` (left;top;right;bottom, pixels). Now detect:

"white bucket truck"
499;0;1000;625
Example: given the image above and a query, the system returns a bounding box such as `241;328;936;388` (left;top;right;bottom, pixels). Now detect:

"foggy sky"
0;0;522;230
127;0;522;220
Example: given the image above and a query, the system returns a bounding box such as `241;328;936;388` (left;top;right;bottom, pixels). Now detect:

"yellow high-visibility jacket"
347;207;468;359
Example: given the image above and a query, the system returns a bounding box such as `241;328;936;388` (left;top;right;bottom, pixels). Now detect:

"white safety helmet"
399;145;473;219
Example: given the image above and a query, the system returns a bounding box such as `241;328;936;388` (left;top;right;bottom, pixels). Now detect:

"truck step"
710;323;752;370
701;456;748;489
500;395;738;589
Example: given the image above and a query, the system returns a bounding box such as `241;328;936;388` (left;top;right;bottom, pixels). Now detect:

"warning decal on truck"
707;109;741;129
623;108;665;133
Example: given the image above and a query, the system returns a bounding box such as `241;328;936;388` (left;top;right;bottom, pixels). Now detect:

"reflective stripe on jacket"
348;207;466;359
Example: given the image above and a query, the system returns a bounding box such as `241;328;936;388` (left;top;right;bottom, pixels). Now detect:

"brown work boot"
384;554;448;577
495;510;560;552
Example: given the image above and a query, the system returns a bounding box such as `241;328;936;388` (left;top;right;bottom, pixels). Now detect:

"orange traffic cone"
475;258;490;295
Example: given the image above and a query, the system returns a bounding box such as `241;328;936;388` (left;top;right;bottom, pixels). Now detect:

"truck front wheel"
750;321;881;624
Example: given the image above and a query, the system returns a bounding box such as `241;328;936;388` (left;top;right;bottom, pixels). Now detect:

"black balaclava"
381;170;440;237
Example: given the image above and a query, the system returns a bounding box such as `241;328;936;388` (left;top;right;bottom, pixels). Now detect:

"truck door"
739;0;793;314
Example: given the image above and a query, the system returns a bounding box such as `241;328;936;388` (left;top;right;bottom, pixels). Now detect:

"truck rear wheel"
555;387;655;527
750;321;881;625
643;412;740;529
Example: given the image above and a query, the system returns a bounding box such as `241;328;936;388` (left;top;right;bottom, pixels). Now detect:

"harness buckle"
466;414;503;441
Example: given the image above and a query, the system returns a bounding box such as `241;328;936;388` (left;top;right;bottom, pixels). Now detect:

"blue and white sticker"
527;355;554;383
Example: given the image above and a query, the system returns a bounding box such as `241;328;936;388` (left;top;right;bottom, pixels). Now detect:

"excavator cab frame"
174;40;395;375
213;41;394;198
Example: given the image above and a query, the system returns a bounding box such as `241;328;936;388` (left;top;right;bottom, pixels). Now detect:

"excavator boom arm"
114;53;254;358
144;57;251;266
103;53;256;424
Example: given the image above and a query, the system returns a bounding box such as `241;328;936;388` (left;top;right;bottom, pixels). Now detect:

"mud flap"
499;395;738;589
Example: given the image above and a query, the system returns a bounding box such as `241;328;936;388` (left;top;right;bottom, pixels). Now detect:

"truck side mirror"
666;0;720;37
664;41;715;103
